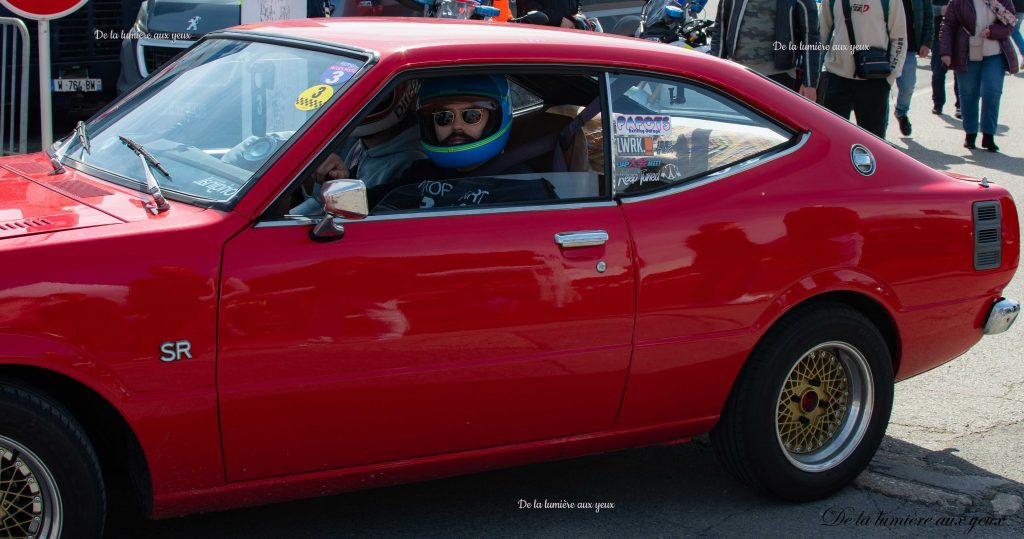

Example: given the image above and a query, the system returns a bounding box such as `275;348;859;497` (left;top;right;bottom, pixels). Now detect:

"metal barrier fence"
0;17;28;155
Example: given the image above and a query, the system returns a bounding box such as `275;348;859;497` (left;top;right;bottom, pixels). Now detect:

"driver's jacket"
712;0;823;88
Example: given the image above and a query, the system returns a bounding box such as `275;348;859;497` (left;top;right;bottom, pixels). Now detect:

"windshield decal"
320;62;361;86
295;85;334;111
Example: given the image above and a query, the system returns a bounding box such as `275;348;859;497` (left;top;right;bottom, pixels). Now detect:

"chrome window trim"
136;37;193;78
619;131;810;204
254;200;620;228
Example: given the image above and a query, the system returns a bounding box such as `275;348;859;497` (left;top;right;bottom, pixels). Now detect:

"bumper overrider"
984;298;1020;335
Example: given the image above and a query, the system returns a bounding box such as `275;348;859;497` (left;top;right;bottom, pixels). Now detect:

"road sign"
0;1;89;148
0;0;88;20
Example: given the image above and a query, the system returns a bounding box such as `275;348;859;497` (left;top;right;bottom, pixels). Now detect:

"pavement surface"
87;16;1024;539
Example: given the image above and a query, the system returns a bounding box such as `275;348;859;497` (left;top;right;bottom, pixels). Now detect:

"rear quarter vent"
973;201;1002;270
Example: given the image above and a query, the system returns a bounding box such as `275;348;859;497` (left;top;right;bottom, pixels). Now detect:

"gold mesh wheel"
774;341;874;473
0;438;61;539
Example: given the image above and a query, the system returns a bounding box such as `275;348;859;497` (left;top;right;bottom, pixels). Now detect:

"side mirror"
310;179;368;242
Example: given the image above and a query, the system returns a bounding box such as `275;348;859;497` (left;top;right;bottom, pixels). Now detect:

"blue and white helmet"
416;75;512;169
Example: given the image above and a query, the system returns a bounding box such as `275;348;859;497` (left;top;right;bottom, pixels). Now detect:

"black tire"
0;382;105;538
710;302;894;501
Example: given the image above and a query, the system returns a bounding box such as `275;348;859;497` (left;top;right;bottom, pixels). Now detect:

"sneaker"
931;107;942;115
955;107;962;119
896;114;912;136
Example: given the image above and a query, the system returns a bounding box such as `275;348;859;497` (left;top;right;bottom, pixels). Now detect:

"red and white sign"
0;0;88;20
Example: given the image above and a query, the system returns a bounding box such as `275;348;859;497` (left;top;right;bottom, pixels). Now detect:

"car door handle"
554;231;609;248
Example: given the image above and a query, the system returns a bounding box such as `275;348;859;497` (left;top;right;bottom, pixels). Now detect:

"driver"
293;81;425;215
389;74;527;183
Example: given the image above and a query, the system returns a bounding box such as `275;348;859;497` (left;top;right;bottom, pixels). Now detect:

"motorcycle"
636;0;713;53
397;0;600;30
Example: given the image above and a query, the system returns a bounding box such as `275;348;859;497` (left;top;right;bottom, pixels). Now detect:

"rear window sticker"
615;136;655;156
613;114;672;136
617;157;662;168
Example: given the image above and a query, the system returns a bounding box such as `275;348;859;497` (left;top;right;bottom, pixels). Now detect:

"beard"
441;132;477;146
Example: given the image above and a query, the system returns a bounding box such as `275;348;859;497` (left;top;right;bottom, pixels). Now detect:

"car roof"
226;17;705;71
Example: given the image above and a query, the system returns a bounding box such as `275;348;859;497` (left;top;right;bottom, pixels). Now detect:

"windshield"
63;38;367;204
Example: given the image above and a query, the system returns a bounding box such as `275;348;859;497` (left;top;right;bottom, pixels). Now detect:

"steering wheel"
221;134;284;171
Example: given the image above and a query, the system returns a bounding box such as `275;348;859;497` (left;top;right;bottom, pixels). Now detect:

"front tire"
0;382;105;538
711;302;894;501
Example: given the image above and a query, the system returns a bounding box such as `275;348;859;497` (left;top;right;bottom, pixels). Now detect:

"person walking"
893;0;935;136
712;0;823;101
820;0;908;138
939;0;1019;151
931;0;962;116
1012;0;1024;58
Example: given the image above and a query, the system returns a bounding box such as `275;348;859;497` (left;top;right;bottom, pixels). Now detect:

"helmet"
416;75;512;169
351;80;420;137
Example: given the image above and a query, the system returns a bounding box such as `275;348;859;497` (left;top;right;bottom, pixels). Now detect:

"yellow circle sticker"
295;84;334;111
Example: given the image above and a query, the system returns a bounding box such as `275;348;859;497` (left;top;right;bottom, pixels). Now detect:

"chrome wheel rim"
775;341;874;473
0;436;61;539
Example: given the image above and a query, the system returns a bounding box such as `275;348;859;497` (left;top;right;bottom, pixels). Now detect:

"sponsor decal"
616;136;655;156
613;114;672;135
656;139;675;153
295;84;334;111
320;62;361;85
616;167;663;190
194;178;239;198
659;163;682;181
617;158;662;168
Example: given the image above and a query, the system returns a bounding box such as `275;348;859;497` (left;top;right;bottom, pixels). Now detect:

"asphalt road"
102;29;1024;539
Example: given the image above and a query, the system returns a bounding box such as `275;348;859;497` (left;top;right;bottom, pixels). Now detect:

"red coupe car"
0;17;1019;538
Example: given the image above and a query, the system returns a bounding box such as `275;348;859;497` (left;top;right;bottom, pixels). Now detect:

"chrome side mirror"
310;179;368;242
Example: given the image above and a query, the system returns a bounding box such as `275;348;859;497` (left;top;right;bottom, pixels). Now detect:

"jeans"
1012;18;1024;58
930;18;959;112
894;52;917;117
822;73;892;138
958;54;1007;135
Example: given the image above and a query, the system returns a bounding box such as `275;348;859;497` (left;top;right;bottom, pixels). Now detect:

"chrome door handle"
554;230;609;248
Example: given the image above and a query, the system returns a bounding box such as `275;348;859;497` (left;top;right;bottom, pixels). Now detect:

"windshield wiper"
119;135;171;213
48;121;91;174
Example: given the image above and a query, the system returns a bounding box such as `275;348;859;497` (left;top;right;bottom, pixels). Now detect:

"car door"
217;76;634;481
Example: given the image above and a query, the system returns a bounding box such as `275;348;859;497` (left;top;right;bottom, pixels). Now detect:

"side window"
608;73;793;196
272;71;609;219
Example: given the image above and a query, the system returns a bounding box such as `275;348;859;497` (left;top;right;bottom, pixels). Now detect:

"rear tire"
0;382;105;538
710;302;894;501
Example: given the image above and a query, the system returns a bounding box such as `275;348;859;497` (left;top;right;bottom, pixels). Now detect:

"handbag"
969;36;985;61
842;0;892;79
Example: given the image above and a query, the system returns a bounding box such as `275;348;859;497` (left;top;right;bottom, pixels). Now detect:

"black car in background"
117;0;644;94
117;1;419;94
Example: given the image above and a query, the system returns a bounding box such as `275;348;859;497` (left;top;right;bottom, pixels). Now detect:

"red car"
0;18;1019;537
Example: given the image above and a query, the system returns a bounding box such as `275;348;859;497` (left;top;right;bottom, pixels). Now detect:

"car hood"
148;0;241;36
0;155;167;240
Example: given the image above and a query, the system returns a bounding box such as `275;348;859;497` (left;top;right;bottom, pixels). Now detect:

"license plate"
52;78;102;92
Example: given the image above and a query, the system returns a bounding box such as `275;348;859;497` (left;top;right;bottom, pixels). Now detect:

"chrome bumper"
984;298;1020;335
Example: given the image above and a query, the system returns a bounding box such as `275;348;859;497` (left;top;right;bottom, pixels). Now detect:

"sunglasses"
431;108;488;127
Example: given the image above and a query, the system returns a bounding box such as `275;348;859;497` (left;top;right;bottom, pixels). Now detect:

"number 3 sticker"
319;62;359;86
295;84;334;111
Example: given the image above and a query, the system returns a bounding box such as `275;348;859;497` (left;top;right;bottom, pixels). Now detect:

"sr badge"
160;340;192;362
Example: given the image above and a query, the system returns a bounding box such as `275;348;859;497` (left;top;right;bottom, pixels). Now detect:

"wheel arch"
0;364;153;516
787;290;902;375
751;269;904;376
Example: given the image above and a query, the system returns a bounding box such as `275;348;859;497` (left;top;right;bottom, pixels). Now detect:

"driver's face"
433;101;490;146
